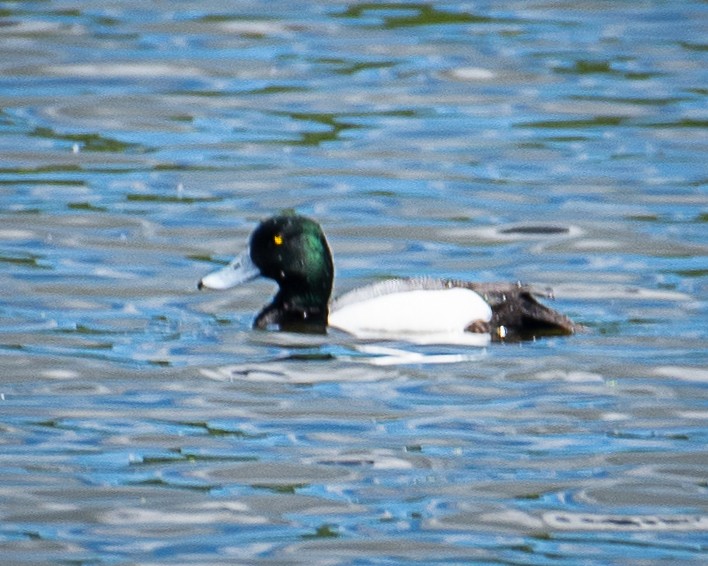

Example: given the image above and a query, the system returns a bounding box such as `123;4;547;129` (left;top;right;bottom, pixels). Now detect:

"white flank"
329;288;492;346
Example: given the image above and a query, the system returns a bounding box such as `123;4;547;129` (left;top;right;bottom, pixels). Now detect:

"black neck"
254;293;328;334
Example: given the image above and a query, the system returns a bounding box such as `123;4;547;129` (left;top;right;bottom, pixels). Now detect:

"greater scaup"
198;214;577;344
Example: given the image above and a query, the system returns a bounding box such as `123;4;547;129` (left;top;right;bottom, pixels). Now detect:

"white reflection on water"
544;513;708;532
345;344;488;366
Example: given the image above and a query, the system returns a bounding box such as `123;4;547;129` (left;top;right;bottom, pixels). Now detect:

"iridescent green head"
199;214;334;333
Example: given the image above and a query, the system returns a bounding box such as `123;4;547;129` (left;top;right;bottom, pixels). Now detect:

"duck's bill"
198;249;260;290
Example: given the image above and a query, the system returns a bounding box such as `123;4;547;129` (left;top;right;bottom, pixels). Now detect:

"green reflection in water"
0;252;50;269
555;60;619;75
339;2;498;27
67;202;108;212
125;193;222;204
302;524;339;539
517;116;627;129
31;127;150;153
282;112;363;146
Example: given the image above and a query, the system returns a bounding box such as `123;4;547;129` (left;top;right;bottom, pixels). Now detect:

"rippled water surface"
1;1;707;564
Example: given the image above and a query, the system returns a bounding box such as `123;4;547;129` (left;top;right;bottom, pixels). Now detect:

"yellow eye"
273;234;283;245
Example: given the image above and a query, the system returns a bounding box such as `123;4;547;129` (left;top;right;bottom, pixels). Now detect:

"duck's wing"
331;277;453;311
457;281;578;341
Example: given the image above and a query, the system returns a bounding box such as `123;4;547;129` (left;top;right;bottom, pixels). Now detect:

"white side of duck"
329;280;492;346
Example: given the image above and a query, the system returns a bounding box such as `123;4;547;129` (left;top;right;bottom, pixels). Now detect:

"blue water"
1;2;706;564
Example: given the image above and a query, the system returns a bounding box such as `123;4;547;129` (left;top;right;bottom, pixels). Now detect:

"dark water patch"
179;421;267;440
177;89;225;98
255;483;310;494
30;126;150;153
338;3;505;28
667;269;708;278
644;118;708;129
332;60;396;76
0;165;83;175
517;116;628;129
273;111;364;147
135;449;259;469
67;202;108;212
499;225;570;236
196;14;262;25
626;214;660;222
244;84;310;96
127;476;213;492
555;59;620;75
572;95;688;107
187;253;223;265
0;252;50;269
301;523;340;539
679;41;708;52
622;71;662;80
125;193;222;204
54;323;135;339
151;163;264;172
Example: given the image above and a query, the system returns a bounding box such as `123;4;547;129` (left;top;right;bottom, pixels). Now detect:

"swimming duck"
198;214;577;345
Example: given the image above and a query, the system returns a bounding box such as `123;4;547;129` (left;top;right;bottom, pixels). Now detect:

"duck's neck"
255;288;329;334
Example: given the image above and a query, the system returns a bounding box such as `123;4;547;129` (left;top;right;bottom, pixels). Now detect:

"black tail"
463;282;578;342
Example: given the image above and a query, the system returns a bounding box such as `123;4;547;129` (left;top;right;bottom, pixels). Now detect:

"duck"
198;213;577;345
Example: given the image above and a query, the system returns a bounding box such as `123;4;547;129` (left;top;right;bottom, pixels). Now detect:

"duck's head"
198;214;334;333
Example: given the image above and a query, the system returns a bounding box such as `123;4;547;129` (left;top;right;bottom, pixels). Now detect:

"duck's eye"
273;234;284;246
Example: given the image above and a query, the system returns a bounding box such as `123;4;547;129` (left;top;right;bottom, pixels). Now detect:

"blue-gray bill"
198;249;260;291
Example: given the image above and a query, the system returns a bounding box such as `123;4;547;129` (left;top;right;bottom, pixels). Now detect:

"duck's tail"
462;282;578;342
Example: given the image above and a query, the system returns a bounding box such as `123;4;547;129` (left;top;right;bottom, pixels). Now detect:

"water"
1;1;706;564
